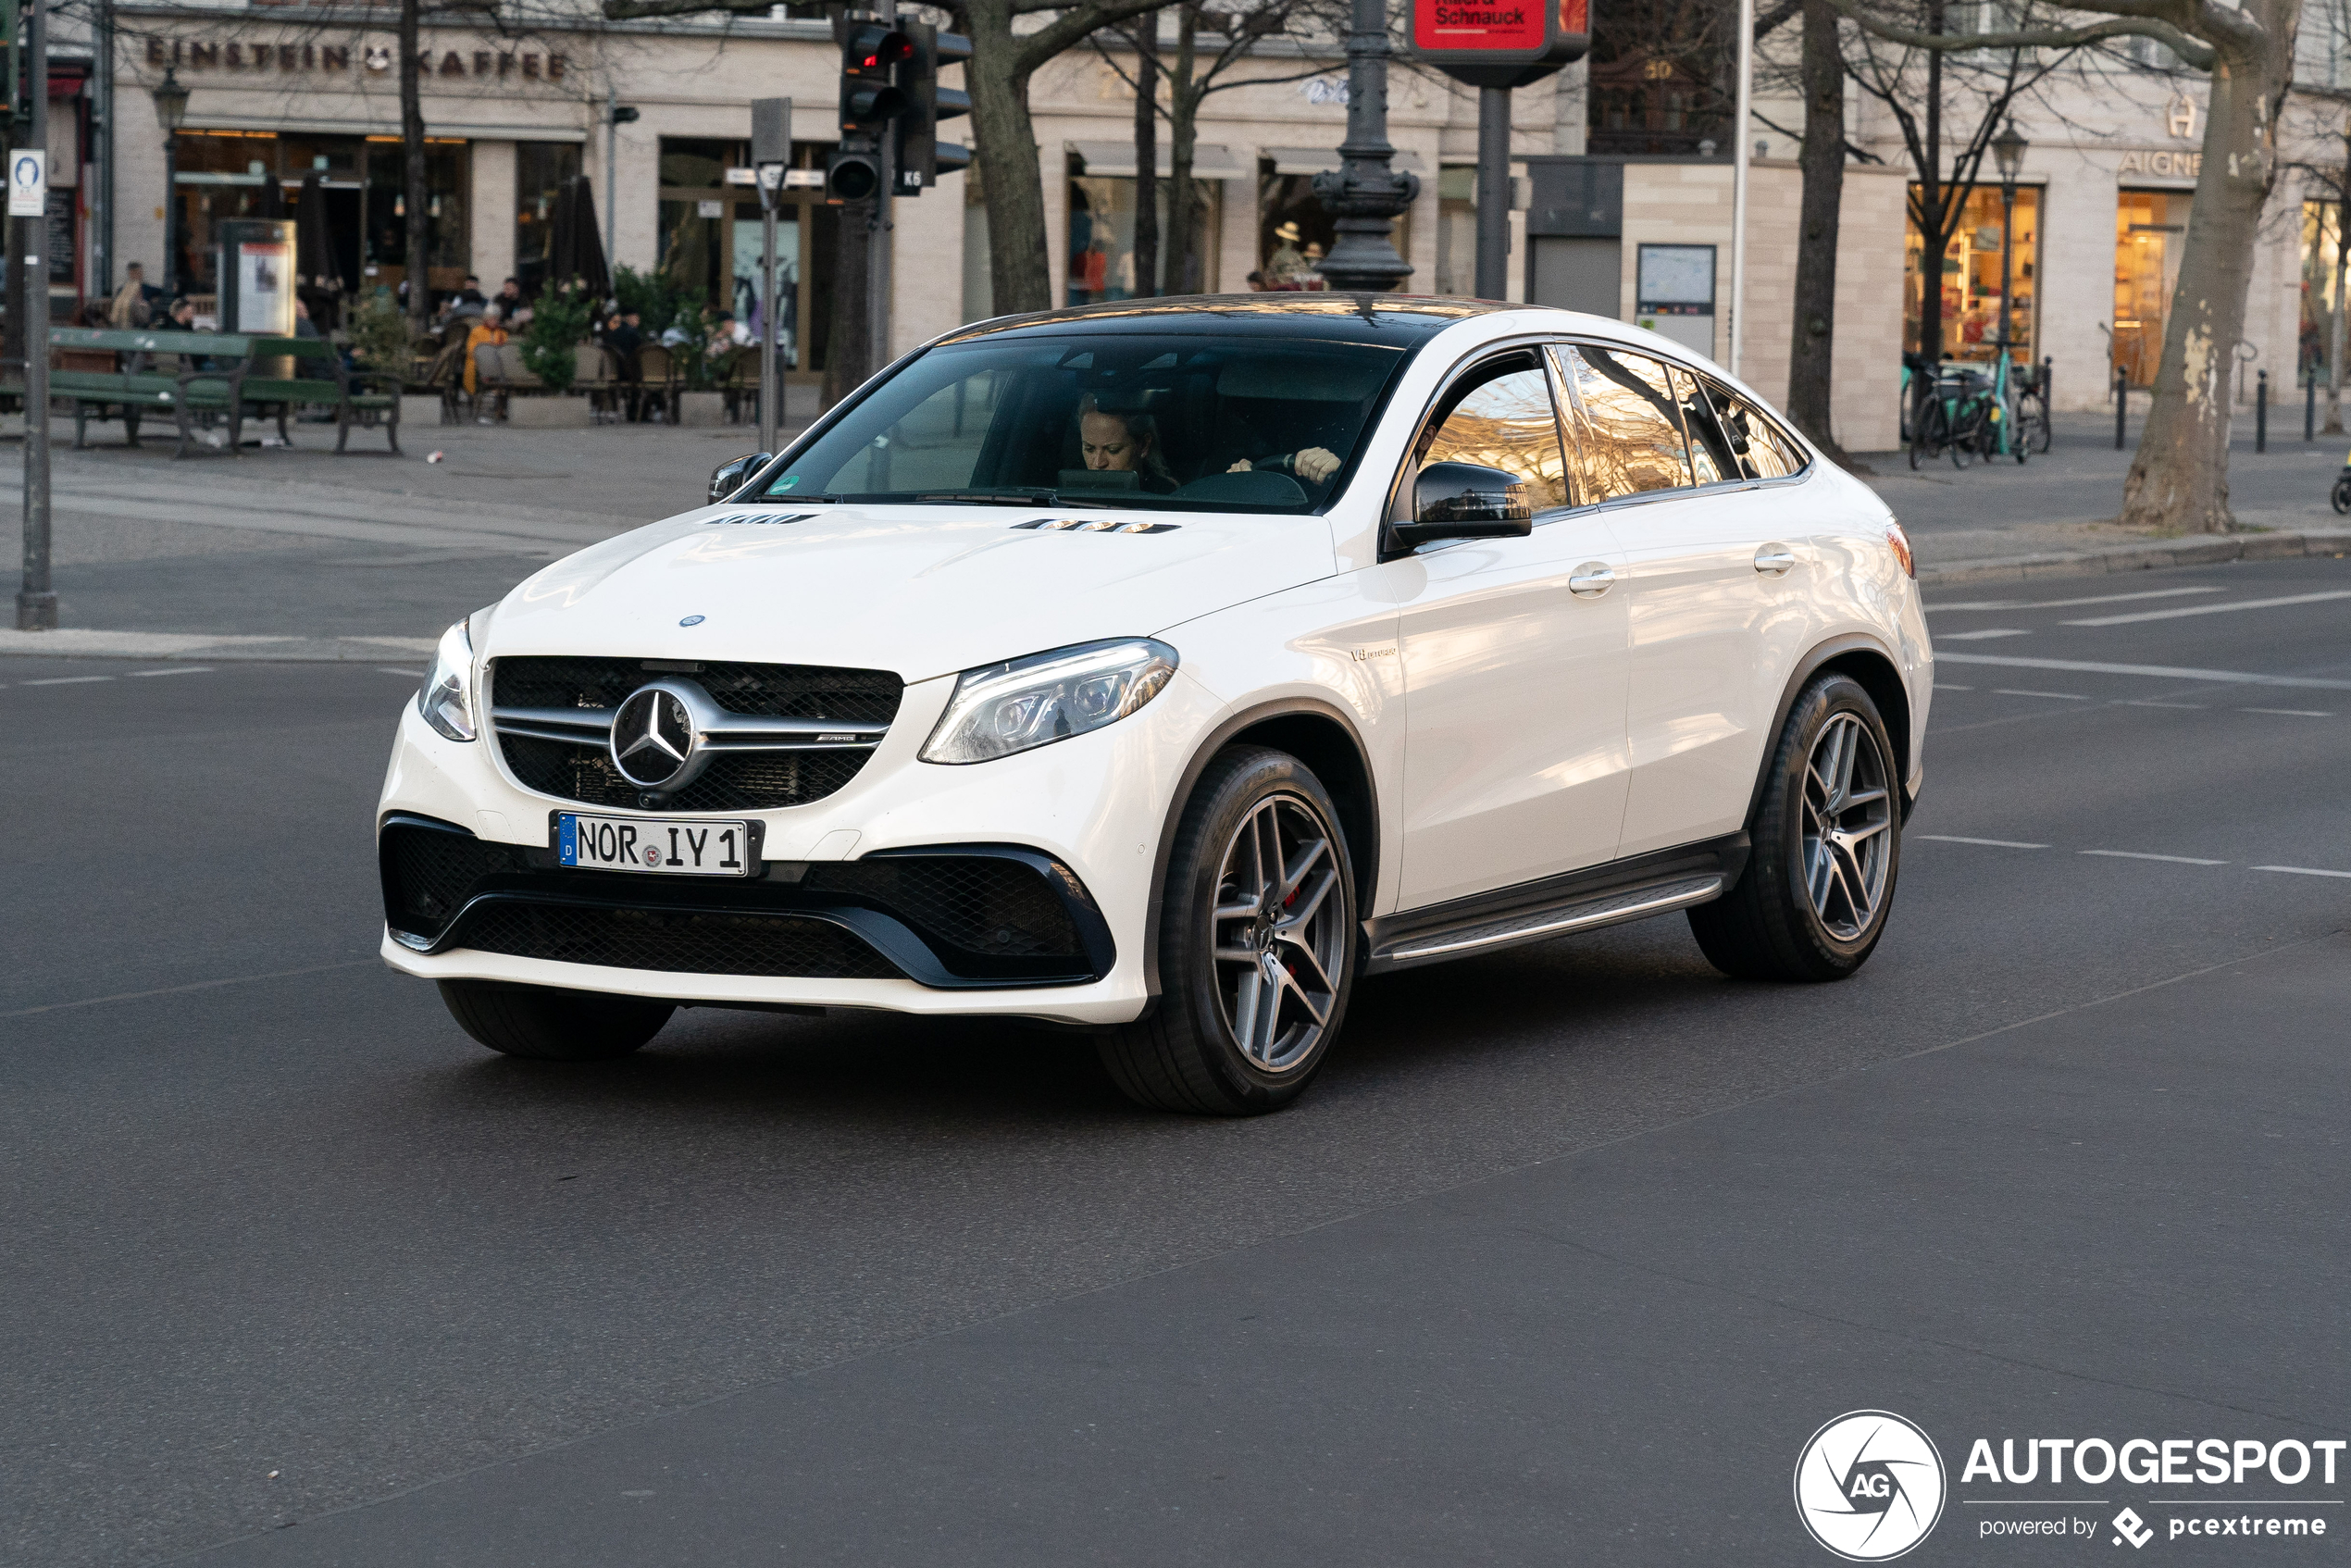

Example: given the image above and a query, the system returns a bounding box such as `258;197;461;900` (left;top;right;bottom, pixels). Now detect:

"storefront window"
1255;164;1406;291
656;137;834;376
1903;182;2040;366
2113;188;2191;387
516;142;582;298
170;130;463;301
2298;200;2344;385
1065;167;1221;305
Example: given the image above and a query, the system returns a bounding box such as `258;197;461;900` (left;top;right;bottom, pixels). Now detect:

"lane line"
2252;865;2351;879
2080;850;2229;865
1941;628;2033;641
1936;653;2351;691
2124;700;2205;709
1927;587;2226;612
2064;588;2351;627
1920;835;2049;849
127;666;212;678
1934;683;1973;691
0;959;382;1021
376;666;426;678
2241;707;2332;717
19;675;111;686
1994;689;2088;700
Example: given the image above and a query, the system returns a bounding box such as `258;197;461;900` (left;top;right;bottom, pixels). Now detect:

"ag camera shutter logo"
1795;1410;1947;1561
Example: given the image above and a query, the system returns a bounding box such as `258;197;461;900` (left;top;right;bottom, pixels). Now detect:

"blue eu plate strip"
558;814;578;866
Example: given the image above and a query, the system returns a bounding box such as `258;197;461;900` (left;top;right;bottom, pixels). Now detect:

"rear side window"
1554;344;1690;501
1415;355;1572;513
1701;378;1808;479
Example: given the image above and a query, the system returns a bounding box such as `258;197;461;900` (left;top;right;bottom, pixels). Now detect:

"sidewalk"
3;408;2348;658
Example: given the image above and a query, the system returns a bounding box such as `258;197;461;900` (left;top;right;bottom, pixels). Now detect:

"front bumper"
375;666;1221;1025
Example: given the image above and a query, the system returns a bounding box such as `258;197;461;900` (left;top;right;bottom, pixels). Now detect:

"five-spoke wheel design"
1209;793;1346;1073
1801;712;1893;941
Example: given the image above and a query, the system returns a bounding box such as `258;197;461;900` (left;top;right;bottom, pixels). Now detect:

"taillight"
1885;521;1916;579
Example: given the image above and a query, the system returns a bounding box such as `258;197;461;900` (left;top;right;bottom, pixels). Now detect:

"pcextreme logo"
1795;1410;1949;1562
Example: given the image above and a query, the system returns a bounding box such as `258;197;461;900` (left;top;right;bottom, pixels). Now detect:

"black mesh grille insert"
807;857;1082;959
456;903;902;979
490;657;901;812
383;825;522;939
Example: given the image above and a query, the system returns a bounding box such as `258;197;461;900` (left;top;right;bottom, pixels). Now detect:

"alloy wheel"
1801;713;1894;941
1209;793;1346;1073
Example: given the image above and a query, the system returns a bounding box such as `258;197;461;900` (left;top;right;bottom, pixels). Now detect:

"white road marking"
1927;587;2226;612
1936;653;2351;691
1934;683;1973;691
2241;707;2332;717
2080;850;2228;865
377;666;427;678
20;675;111;686
1994;689;2088;700
1940;628;2034;641
2252;865;2351;878
1920;835;2049;849
2063;588;2351;627
2124;700;2205;709
127;666;212;678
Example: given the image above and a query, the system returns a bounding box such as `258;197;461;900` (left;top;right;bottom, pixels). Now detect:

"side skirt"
1361;834;1748;975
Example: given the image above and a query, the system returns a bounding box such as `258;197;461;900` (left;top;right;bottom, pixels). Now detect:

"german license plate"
557;814;753;877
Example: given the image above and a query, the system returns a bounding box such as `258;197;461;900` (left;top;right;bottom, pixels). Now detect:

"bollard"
2115;366;2127;450
2257;368;2268;453
2307;371;2319;443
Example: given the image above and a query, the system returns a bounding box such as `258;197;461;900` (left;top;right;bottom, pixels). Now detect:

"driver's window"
1414;357;1572;514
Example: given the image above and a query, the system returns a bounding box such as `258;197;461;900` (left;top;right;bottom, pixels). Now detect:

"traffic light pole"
17;0;54;630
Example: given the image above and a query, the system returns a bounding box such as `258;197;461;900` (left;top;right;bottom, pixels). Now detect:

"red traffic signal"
843;23;914;79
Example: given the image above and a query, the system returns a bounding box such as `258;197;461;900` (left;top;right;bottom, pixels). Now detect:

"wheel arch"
1141;698;1381;1002
1745;634;1916;828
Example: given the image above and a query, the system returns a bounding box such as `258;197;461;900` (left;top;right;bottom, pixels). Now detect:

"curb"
1916;526;2351;588
0;630;434;663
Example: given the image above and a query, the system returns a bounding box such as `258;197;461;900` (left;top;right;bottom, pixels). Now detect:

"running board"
1362;837;1744;975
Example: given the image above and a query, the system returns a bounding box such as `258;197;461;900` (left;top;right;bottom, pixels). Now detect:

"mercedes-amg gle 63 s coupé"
378;294;1931;1114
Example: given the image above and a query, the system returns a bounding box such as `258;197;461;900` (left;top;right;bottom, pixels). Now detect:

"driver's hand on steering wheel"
1226;447;1340;482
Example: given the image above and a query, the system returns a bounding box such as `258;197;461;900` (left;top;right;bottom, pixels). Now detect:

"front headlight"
921;639;1178;765
417;618;478;742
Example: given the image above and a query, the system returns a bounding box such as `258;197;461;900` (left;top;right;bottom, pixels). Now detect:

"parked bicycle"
1906;347;2052;467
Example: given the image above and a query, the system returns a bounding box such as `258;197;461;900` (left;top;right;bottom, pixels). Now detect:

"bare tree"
1832;0;2300;533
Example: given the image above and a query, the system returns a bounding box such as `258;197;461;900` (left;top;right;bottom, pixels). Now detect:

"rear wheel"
1948;404;1977;468
2332;475;2351;516
1688;674;1900;982
439;979;675;1061
1908;400;1947;469
1098;747;1356;1115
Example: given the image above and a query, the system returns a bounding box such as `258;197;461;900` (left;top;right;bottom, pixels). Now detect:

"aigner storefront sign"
143;34;571;81
2118;148;2201;177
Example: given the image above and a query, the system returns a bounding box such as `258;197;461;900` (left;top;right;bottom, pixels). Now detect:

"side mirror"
707;452;772;506
1392;461;1535;549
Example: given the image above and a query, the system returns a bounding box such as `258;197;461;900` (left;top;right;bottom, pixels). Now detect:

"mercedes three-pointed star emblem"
610;685;696;788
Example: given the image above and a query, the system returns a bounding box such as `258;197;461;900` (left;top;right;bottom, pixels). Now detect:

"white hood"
485;504;1337;679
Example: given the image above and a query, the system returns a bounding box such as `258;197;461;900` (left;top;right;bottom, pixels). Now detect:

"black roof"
934;292;1521;348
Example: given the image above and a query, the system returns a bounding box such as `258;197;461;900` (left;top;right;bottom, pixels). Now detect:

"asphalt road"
4;556;2345;1566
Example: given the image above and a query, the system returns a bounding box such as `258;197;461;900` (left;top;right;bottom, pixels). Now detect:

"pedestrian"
463;303;509;420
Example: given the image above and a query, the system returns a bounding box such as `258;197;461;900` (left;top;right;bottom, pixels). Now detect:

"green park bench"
40;327;402;457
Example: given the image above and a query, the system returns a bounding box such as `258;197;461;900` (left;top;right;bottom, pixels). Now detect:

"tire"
1909;401;1946;470
438;979;674;1061
1687;674;1901;982
1097;746;1357;1115
2332;476;2351;516
1948;406;1976;468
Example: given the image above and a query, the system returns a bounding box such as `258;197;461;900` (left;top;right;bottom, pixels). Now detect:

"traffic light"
0;0;19;125
892;23;972;195
839;22;913;135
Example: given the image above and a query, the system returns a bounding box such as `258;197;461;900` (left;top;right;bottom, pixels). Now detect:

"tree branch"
1821;0;2217;69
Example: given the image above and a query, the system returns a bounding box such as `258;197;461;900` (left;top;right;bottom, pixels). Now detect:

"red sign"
1415;0;1543;51
1411;0;1588;86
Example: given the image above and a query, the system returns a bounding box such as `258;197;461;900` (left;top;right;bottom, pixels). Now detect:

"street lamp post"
1310;0;1418;293
152;68;190;298
1992;119;2027;375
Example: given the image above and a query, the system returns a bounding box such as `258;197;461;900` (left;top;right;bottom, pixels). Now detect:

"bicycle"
2011;358;2053;455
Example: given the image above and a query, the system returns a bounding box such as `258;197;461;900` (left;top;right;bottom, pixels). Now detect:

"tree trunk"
400;0;430;339
964;0;1052;316
824;206;873;407
1163;8;1200;294
1132;30;1159;298
1914;9;1945;375
1785;0;1852;462
2121;8;2299;534
2329;185;2346;436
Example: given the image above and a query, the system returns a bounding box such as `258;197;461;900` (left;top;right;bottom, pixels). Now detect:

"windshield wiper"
908;489;1062;505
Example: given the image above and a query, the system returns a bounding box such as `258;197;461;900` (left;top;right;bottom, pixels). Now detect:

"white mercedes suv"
378;295;1931;1114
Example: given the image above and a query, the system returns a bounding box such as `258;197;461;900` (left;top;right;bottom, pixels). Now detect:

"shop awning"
1066;140;1242;178
1263;145;1425;175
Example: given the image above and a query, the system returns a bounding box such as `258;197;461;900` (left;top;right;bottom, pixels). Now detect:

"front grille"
809;857;1082;959
491;656;902;812
459;903;902;979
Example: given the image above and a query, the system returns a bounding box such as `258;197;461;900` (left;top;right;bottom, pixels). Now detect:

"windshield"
753;333;1414;513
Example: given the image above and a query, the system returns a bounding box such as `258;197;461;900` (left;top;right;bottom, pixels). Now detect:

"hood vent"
1013;517;1180;535
704;512;816;527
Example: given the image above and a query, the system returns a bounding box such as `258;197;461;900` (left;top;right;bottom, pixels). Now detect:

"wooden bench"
44;328;402;456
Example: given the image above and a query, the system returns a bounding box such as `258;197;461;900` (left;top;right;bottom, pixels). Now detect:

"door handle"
1754;542;1796;576
1568;562;1615;597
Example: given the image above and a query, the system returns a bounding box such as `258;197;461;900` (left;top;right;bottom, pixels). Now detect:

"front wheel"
1948;405;1977;468
2332;475;2351;516
439;979;675;1060
1688;674;1901;982
1098;746;1357;1114
1909;401;1947;470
